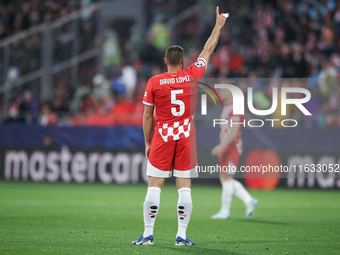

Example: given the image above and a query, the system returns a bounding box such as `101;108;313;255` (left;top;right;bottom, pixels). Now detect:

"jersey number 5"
171;89;185;116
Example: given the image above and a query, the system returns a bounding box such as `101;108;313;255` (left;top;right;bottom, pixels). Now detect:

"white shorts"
146;161;198;178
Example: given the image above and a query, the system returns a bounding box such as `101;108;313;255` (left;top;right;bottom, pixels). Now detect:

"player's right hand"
215;6;227;28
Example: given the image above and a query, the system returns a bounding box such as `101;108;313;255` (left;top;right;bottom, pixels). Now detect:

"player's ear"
181;58;185;65
164;57;168;65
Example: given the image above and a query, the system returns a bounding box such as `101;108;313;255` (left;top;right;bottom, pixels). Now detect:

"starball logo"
198;83;312;128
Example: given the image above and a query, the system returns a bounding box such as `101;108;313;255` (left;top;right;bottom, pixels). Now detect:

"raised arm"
198;6;227;64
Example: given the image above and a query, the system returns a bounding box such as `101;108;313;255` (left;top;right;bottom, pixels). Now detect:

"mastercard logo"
243;149;281;190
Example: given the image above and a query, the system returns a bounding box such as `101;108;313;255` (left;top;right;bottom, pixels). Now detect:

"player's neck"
167;65;182;74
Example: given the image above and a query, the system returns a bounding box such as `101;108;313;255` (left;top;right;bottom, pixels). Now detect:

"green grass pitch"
0;182;339;255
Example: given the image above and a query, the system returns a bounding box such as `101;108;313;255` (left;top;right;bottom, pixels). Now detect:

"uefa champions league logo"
199;82;312;128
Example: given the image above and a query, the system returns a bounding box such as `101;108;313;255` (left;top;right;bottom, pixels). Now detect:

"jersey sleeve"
143;78;154;106
187;57;207;79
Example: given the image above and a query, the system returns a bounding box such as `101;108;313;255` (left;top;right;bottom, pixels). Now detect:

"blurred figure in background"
211;88;258;219
18;91;40;124
148;12;171;52
40;103;58;126
102;30;121;76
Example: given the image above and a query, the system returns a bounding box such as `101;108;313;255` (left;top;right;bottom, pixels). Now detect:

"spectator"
18;91;40;124
148;13;171;51
102;30;121;75
227;44;244;77
40;103;58;126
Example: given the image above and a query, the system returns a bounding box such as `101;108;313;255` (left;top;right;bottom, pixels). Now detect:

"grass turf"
0;182;339;255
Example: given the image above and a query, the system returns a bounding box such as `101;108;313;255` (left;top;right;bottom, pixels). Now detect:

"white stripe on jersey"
143;101;154;106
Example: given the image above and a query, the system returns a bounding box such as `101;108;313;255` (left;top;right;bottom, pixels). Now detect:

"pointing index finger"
216;6;219;16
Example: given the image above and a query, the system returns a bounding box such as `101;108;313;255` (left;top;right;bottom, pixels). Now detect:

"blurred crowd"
0;0;97;85
1;0;340;127
0;0;85;40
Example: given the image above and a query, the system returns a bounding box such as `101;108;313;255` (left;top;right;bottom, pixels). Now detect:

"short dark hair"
165;45;184;66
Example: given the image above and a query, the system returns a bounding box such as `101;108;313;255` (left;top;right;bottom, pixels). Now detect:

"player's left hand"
211;145;223;157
